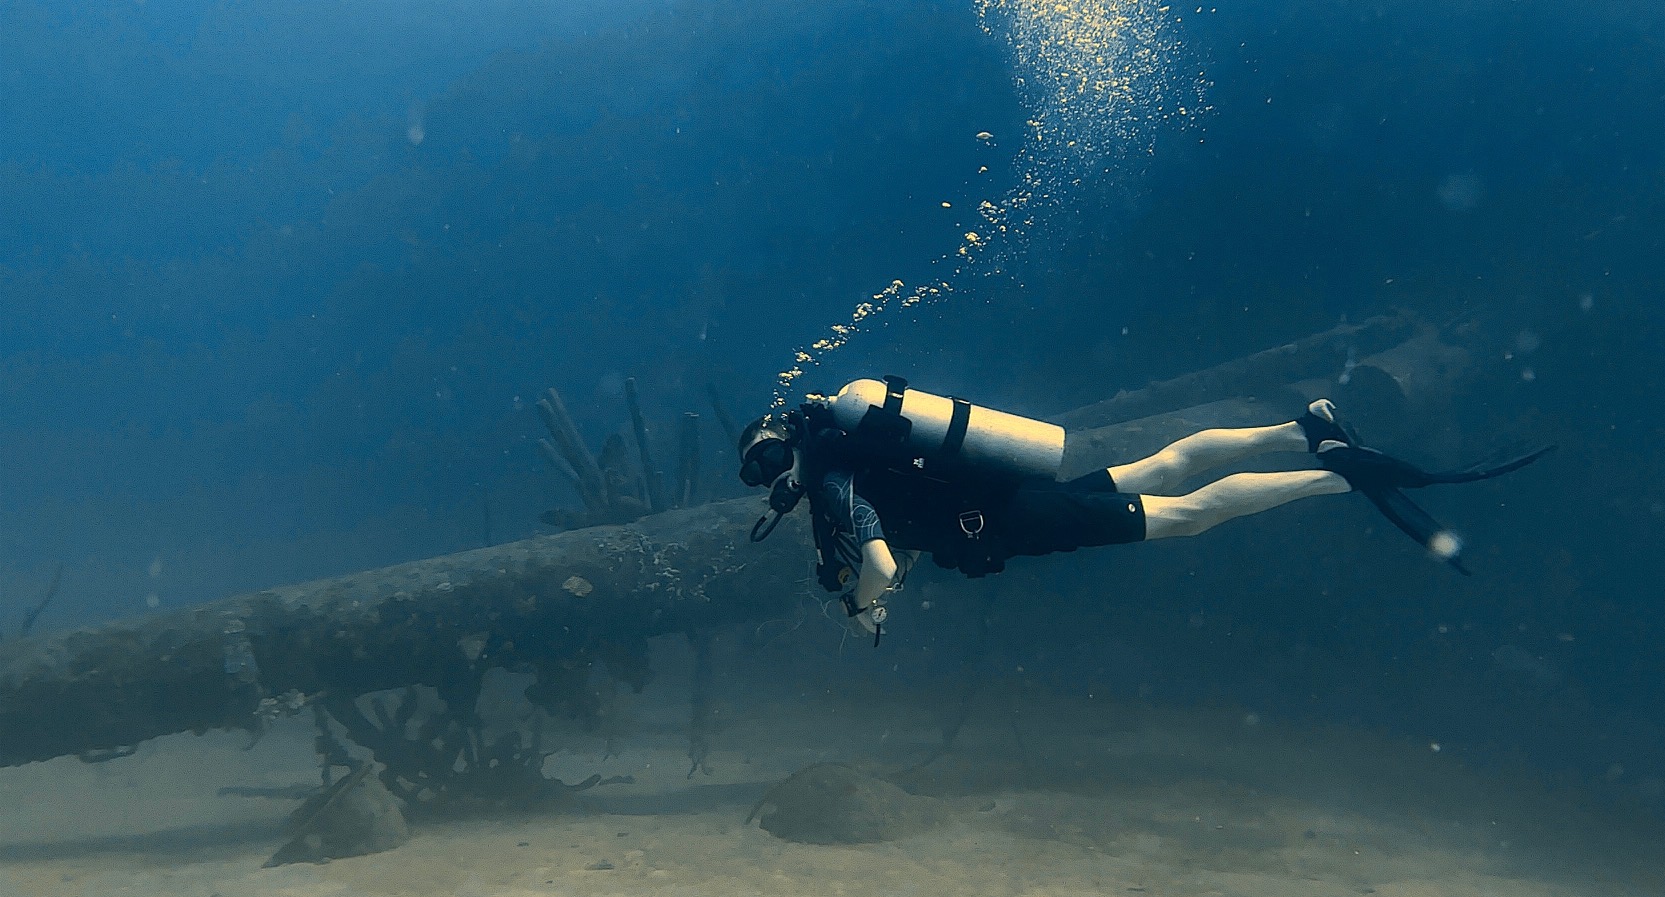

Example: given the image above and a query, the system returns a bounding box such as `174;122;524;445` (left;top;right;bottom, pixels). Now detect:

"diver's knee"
1136;449;1187;494
1141;495;1210;540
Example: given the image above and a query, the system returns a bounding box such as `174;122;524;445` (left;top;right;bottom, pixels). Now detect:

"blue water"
1;0;1663;881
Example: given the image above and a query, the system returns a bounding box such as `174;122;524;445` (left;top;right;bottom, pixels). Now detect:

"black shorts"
991;470;1147;558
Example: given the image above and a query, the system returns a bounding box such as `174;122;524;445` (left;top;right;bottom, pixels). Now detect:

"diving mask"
739;435;794;488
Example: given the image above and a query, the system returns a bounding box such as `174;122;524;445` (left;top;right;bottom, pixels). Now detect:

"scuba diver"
738;377;1551;645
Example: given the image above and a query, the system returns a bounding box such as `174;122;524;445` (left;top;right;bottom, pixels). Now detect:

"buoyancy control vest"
802;376;1065;582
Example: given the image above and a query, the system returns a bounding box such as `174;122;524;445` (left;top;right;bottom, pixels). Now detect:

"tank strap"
941;397;973;458
881;375;908;413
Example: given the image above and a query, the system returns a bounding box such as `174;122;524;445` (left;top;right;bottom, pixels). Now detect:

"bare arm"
851;538;899;612
850;542;922;610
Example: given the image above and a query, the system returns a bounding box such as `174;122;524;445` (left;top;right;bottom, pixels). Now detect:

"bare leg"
1107;422;1305;495
1106;399;1338;495
1142;470;1350;540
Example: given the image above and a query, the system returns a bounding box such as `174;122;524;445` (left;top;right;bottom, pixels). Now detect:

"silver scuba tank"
828;377;1064;480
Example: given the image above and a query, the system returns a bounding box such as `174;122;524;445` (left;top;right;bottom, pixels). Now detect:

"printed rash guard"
818;468;883;578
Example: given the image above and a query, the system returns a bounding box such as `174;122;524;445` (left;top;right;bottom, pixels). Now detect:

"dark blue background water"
2;0;1661;810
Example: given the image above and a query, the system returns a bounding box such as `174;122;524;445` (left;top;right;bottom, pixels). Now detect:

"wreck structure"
0;313;1484;798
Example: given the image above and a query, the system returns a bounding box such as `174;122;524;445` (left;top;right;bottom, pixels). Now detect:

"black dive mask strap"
750;477;805;542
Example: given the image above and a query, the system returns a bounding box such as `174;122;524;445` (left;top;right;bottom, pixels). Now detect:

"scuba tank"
828;376;1064;481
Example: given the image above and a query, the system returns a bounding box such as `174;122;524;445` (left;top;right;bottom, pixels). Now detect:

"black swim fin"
1319;444;1555;491
1296;402;1355;452
1358;485;1470;575
1443;444;1557;482
1321;443;1554;573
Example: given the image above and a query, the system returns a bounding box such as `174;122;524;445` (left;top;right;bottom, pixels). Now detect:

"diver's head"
737;413;797;487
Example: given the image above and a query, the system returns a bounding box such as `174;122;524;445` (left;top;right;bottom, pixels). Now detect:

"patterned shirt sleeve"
820;468;886;545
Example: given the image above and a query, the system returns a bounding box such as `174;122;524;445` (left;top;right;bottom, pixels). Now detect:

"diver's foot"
1317;442;1438;491
1297;398;1351;452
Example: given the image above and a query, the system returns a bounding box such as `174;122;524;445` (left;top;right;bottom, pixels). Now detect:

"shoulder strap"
852;376;913;450
804;484;854;592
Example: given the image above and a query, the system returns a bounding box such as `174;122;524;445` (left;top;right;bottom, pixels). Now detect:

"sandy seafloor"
1;664;1661;897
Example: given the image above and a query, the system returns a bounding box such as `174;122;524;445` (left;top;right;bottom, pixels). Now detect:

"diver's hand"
840;540;906;646
839;589;887;643
853;595;887;635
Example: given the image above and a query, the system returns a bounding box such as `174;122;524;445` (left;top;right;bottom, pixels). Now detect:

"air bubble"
773;0;1203;405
